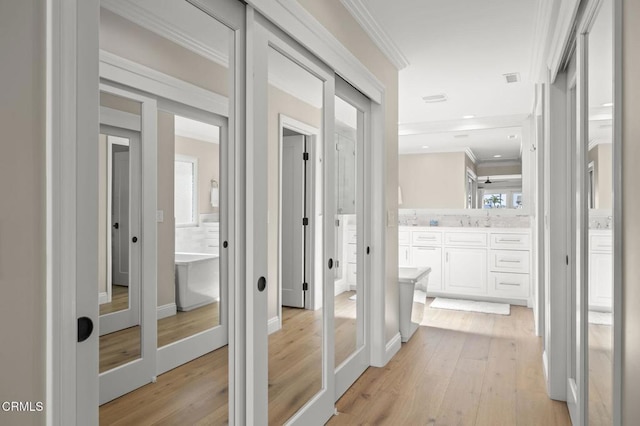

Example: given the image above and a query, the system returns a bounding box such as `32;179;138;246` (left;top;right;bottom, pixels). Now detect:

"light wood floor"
335;290;358;368
99;301;219;373
589;323;612;425
328;300;572;426
100;285;129;316
99;297;569;426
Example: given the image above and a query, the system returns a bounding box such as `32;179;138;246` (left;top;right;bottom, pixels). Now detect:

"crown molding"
101;0;229;67
465;148;478;164
529;0;555;82
547;0;580;83
339;0;409;70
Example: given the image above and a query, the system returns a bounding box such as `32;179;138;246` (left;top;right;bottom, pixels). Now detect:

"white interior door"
281;135;305;308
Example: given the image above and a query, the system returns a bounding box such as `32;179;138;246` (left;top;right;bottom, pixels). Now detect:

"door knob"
113;222;119;229
77;317;94;342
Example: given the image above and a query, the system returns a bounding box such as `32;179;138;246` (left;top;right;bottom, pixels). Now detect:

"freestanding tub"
175;252;220;311
398;266;431;342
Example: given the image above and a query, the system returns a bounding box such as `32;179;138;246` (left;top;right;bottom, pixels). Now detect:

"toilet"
398;266;431;342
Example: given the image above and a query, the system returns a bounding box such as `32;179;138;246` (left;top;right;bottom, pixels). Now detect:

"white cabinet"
444;247;487;294
589;231;612;311
412;246;442;290
489;250;530;274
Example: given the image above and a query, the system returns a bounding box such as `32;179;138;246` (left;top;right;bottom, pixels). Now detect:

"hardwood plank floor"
589;322;612;425
328;300;572;426
100;296;568;426
99;301;220;373
100;285;129;316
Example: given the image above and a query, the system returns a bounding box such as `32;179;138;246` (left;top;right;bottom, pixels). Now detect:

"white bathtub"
175;252;220;311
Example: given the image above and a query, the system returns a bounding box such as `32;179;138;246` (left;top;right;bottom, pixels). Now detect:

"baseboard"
542;350;549;383
99;291;108;305
157;303;177;320
268;316;281;335
384;332;402;365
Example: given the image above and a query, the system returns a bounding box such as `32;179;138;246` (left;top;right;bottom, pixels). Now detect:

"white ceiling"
345;0;538;160
175;115;220;144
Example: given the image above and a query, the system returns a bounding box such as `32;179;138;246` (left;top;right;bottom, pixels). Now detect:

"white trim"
464;148;477;164
383;332;401;365
157;303;177;320
99;292;109;305
543;349;549;382
247;0;384;104
174;154;199;227
99;50;229;117
267;316;281;334
587;139;612;151
529;0;555;82
101;0;229;67
339;0;409;70
547;0;581;82
100;106;141;132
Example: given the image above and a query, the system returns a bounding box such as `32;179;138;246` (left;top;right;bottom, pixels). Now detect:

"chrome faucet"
459;220;464;227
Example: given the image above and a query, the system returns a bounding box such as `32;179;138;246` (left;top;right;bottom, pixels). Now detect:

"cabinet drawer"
490;250;529;273
204;237;219;248
590;234;612;252
490;272;529;298
412;231;442;246
490;233;530;250
398;230;411;245
444;232;487;247
346;243;357;263
346;228;357;244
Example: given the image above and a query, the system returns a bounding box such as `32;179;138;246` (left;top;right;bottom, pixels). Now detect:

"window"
482;193;507;209
175;155;198;226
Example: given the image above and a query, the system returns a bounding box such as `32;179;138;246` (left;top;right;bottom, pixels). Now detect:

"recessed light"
493;154;502;158
602;102;613;107
463;115;475;119
507;134;518;140
421;145;429;149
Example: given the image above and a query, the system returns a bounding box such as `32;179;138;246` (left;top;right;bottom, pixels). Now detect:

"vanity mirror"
398;125;529;210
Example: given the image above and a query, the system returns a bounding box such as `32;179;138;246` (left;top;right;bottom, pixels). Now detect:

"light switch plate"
156;210;164;223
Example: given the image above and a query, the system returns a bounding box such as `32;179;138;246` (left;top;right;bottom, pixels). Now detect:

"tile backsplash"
398;209;531;228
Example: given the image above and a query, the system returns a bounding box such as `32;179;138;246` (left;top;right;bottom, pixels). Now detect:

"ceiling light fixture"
485;177;492;184
463;115;475;119
507;134;518;140
422;145;429;149
602;102;613;107
422;93;448;103
493;155;502;158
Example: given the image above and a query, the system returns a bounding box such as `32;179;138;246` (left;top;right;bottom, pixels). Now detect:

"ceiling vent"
503;73;520;84
454;134;469;139
422;93;447;103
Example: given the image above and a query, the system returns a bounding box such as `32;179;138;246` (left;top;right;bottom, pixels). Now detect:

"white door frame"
274;114;321;333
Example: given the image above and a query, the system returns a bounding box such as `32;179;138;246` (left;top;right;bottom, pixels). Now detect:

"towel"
210;187;219;207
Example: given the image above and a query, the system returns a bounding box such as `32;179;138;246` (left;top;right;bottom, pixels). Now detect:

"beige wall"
399;152;466;209
157;112;176;307
622;0;640;422
267;85;321;319
298;0;399;342
0;1;45;425
476;163;522;177
100;8;229;96
175;135;220;216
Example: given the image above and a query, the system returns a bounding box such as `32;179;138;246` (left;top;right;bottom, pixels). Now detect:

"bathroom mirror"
587;0;613;423
398;128;525;210
98;91;143;374
267;45;324;425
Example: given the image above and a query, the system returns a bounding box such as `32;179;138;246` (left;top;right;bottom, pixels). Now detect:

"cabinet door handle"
417;247;437;251
499;282;520;286
499;259;521;263
498;238;521;242
446;252;449;262
450;239;480;243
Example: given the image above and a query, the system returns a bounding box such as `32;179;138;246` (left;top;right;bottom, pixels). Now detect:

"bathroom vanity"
399;226;532;305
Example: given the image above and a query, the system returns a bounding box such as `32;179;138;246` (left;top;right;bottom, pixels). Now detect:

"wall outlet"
156;210;164;223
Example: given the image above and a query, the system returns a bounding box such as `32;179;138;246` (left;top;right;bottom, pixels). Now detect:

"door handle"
113;222;119;229
257;276;266;292
77;316;94;342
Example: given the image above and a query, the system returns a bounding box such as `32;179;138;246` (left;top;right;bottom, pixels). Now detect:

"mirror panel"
98;92;142;374
587;0;614;423
267;46;324;425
